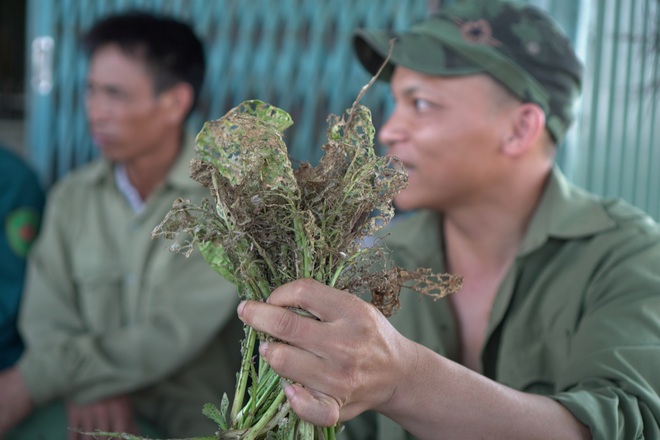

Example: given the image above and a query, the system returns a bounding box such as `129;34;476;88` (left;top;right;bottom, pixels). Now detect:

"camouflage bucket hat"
354;0;583;143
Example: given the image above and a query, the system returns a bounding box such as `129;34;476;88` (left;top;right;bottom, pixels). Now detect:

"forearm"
19;300;234;405
18;330;167;405
381;341;591;440
238;281;592;439
0;368;34;436
22;247;238;404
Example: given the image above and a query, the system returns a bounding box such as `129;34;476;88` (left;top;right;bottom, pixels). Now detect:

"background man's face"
85;44;173;163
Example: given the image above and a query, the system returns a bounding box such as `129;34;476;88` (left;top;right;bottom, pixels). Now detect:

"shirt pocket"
77;271;124;333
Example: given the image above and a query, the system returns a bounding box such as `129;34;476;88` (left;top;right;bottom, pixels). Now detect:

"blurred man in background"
0;12;242;439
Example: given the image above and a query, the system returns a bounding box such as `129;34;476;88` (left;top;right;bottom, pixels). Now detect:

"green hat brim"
354;28;484;81
353;2;583;145
354;24;565;142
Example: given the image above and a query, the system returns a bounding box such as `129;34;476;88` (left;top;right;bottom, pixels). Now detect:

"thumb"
284;383;341;427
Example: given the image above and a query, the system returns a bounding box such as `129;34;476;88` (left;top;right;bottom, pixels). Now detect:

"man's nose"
378;109;406;152
86;95;108;123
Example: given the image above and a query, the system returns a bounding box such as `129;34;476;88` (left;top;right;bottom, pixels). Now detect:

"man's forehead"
87;46;155;90
89;44;147;69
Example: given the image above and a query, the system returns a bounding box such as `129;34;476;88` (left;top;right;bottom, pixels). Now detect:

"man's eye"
106;88;124;99
413;99;432;111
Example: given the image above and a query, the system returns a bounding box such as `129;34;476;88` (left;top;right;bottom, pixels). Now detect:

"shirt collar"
384;166;617;260
85;133;199;191
518;165;616;255
382;210;445;269
165;133;200;190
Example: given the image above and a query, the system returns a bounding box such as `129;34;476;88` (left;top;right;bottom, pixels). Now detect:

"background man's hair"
82;11;206;112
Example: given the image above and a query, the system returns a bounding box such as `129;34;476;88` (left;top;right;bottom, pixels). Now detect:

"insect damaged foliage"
149;97;462;439
153;99;460;315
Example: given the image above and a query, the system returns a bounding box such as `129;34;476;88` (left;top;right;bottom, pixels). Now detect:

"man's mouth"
91;132;112;146
401;161;415;173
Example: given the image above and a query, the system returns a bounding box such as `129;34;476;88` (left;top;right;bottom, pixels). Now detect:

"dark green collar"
384;166;617;261
519;165;616;256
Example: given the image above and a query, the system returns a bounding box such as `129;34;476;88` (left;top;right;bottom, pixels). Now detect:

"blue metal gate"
25;0;429;185
25;0;660;219
568;0;660;220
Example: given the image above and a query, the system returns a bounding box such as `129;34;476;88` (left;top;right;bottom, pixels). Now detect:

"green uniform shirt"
17;141;244;437
345;167;660;439
0;147;45;369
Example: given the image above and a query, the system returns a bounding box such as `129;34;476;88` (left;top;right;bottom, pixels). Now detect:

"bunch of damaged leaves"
92;87;462;440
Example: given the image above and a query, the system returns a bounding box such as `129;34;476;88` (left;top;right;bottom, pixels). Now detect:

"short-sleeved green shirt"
344;167;660;439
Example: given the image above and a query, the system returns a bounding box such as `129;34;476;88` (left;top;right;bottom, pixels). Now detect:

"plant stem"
241;389;287;440
258;399;291;433
234;365;280;426
329;260;345;288
292;212;312;278
298;420;315;439
324;426;337;440
231;326;256;422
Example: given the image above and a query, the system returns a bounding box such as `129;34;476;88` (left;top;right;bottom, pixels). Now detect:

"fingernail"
237;300;246;316
283;382;295;399
259;341;269;356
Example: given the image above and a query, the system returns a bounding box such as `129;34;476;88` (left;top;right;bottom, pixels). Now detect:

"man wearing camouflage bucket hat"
237;0;660;438
354;0;582;145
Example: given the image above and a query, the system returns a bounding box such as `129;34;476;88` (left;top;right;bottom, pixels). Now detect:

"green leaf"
203;400;228;431
194;100;297;192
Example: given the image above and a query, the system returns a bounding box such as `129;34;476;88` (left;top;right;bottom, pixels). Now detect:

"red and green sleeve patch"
6;208;40;258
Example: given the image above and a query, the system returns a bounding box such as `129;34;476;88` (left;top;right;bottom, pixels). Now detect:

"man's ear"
160;82;194;125
501;103;546;157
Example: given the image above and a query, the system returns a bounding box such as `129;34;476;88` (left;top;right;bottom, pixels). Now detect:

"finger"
91;403;111;439
283;383;340;427
259;340;338;389
238;300;328;350
267;278;361;322
66;404;91;440
66;406;80;440
108;400;131;434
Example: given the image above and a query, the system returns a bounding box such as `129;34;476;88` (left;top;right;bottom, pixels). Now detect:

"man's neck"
442;167;550;276
124;132;183;200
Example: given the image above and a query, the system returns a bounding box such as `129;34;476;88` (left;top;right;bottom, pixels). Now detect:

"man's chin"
393;194;421;213
96;144;122;160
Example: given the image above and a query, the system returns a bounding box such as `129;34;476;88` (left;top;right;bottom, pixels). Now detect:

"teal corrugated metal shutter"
26;0;429;186
570;0;660;220
26;0;660;220
443;0;659;220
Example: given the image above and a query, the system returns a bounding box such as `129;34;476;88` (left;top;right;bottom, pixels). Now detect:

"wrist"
374;336;425;418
